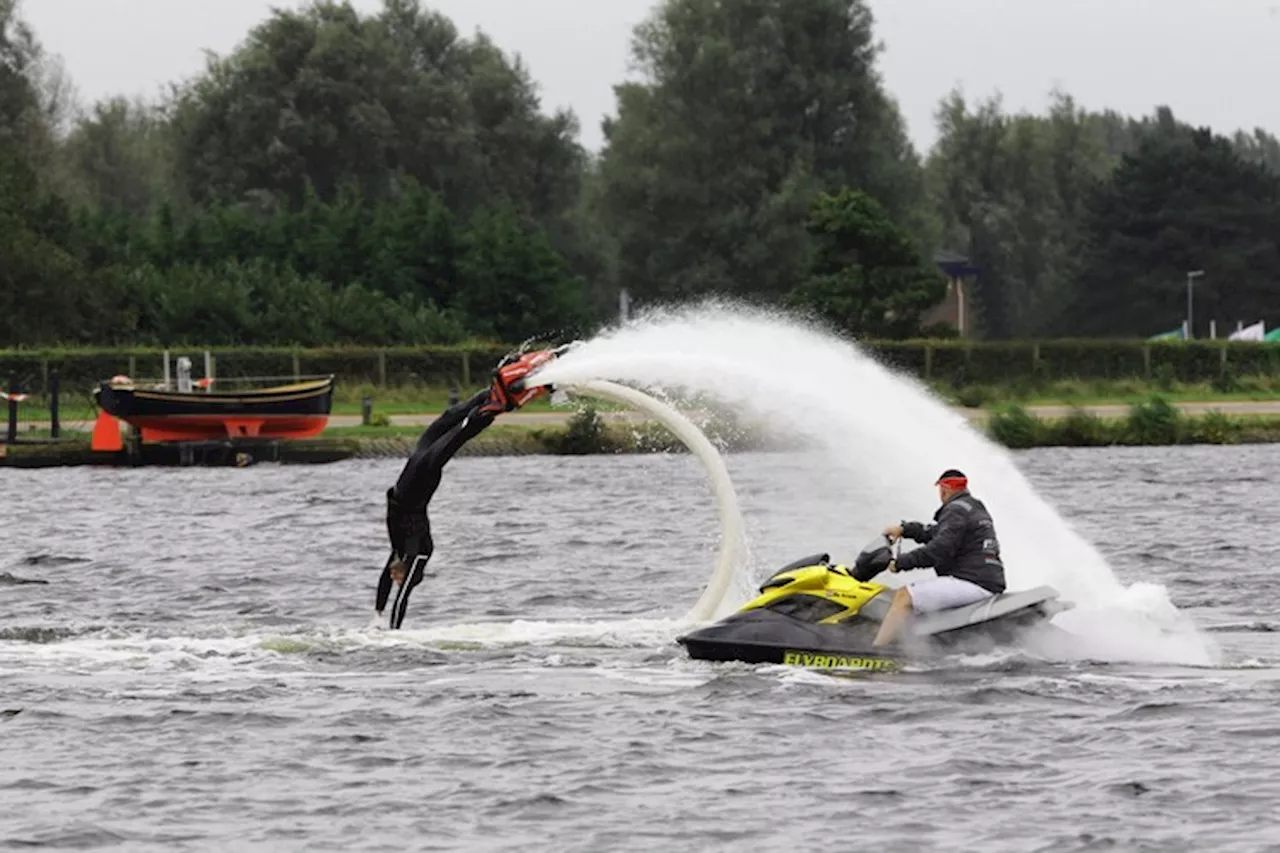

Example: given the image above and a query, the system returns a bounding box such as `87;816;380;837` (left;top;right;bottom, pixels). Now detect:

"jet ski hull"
678;586;1071;670
678;610;902;670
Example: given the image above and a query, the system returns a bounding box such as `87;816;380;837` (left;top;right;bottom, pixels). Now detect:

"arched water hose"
553;380;747;621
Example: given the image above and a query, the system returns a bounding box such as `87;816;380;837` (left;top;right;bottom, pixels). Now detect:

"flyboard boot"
480;341;577;415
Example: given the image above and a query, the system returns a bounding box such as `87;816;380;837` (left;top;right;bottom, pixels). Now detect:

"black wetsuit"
377;389;499;628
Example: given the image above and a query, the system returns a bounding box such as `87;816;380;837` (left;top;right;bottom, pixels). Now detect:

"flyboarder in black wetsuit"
376;348;560;629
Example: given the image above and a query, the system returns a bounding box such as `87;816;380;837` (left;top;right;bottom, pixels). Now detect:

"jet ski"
677;536;1073;671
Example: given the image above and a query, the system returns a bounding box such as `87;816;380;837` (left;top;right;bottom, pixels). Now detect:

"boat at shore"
92;374;335;447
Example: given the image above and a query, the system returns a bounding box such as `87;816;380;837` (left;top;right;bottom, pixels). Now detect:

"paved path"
18;399;1280;435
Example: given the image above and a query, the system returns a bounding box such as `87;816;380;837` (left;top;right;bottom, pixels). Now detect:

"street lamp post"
1186;270;1205;339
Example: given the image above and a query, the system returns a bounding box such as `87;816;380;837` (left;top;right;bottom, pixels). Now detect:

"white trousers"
905;576;996;613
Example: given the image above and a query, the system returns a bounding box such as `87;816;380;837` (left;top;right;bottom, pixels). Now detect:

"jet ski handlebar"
851;535;899;583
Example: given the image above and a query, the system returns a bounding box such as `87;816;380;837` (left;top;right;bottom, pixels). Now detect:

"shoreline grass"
986;396;1280;448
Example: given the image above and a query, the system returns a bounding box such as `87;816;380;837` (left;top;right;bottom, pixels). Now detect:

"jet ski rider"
375;348;558;629
873;469;1006;647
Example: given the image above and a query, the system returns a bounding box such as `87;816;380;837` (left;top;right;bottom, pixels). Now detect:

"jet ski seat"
908;585;1071;638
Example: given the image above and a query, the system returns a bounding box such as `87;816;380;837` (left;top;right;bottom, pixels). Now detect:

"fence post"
50;370;60;439
378;350;387;387
6;377;17;445
461;351;471;388
1142;345;1151;379
924;344;933;381
292;352;301;382
128;355;136;379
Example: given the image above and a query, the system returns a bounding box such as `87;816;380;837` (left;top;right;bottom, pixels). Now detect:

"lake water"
3;445;1279;852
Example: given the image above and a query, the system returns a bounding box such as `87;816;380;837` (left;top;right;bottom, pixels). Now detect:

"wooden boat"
92;376;334;447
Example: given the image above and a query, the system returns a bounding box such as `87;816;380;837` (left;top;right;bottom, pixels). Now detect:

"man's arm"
896;508;964;571
901;521;935;543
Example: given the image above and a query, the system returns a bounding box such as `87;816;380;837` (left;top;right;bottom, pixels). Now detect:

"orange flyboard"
90;410;124;452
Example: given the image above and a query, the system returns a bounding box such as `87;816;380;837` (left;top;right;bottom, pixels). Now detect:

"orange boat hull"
133;414;330;442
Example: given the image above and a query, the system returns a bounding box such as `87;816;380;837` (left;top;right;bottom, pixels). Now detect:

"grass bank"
986;396;1280;448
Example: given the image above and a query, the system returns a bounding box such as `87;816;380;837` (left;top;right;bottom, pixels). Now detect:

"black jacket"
896;491;1006;594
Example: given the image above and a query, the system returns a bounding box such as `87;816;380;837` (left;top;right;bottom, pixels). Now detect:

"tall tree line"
2;0;1279;347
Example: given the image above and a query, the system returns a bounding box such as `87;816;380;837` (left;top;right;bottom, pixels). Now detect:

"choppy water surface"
4;446;1280;852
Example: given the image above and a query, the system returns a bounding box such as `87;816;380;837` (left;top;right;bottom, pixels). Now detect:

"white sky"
21;0;1280;153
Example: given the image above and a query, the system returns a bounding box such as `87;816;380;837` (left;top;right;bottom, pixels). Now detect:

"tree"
925;90;1115;338
0;0;39;135
1060;126;1280;337
1;0;77;184
59;96;173;215
1231;128;1280;174
790;188;944;338
0;145;89;345
455;205;588;343
597;0;926;307
167;0;583;226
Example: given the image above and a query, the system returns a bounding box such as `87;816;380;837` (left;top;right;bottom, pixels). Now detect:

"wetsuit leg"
391;390;494;508
387;542;433;630
416;390;491;448
375;552;396;615
377;391;499;628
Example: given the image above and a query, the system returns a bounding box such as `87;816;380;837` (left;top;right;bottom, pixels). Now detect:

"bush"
955;385;990;408
919;322;959;339
1212;364;1241;394
547;405;612;454
1125;395;1182;444
1185;411;1237;444
988;406;1042;449
1047;407;1115;447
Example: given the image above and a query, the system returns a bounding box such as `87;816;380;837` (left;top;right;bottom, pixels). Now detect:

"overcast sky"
21;0;1280;154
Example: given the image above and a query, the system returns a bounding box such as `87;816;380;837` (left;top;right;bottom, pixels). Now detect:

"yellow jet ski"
677;537;1072;671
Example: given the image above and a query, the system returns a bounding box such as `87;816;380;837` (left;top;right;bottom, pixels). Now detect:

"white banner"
1228;321;1266;341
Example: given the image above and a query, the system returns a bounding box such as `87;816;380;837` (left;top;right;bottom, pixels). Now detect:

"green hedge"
0;344;511;395
1;340;1279;395
865;339;1280;385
